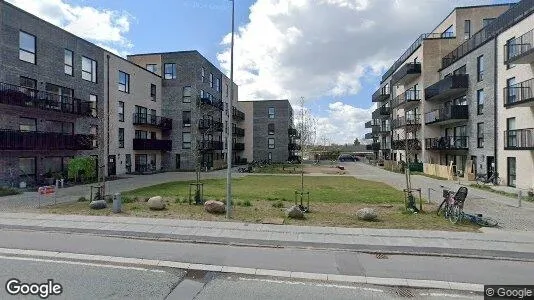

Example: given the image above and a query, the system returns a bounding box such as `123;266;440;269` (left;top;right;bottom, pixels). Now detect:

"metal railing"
132;139;172;151
233;143;245;150
0;130;94;150
0;82;94;116
392;90;421;108
232;108;245;120
504;128;534;149
504;78;534;107
391;62;421;85
288;143;301;151
424;105;468;125
200;97;224;110
199;140;223;151
425;136;469;150
504;29;533;63
424;74;469;101
372;86;390;102
392;115;421;128
232;127;245;136
198;119;223;131
442;0;534;69
392;138;421;150
133;113;173;130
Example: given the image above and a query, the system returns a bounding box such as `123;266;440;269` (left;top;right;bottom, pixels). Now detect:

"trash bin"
113;193;122;213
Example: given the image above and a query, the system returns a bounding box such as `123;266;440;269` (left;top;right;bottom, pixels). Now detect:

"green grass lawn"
124;175;405;204
0;187;21;197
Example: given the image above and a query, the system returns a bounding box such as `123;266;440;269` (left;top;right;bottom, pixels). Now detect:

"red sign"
38;186;55;195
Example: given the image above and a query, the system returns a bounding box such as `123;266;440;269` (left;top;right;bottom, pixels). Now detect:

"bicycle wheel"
449;204;462;224
436;199;448;216
476;216;498;227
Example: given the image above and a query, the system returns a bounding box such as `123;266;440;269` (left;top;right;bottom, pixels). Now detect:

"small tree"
67;156;96;183
353;138;361;146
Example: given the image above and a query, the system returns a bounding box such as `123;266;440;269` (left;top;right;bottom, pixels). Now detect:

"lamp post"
226;0;235;218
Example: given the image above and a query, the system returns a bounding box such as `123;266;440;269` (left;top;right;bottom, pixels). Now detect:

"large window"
135;130;147;139
441;25;454;38
268;107;275;119
82;56;97;82
507;157;516;187
64;49;73;75
118;101;124;122
209;73;214;88
476;55;484;82
506;117;517;148
216;78;220;92
20;76;37;89
183;111;191;127
464;20;471;40
477;122;484;148
118;128;124;148
268;138;275;149
164;63;176;79
453;65;466;75
146;64;157;74
19;31;36;64
89;94;97;117
226;84;229;97
19;157;36;177
150;84;156;101
477;89;484;115
182;132;191;149
483;18;495;27
268;123;275;135
506;77;516;104
118;71;130;93
183;86;192;103
90;126;98;148
506;37;516;68
19;117;36;132
201;67;205;82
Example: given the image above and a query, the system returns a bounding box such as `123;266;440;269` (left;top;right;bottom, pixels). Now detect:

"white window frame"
82;56;97;82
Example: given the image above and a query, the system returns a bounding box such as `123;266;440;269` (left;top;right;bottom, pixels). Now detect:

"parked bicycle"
475;172;502;185
436;185;468;224
460;212;498;227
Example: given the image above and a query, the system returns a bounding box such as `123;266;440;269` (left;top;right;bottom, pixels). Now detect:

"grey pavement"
0;169;239;210
0;212;533;259
343;162;534;231
0;229;532;287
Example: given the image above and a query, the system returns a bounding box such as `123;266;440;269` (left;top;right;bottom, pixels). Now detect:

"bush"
67;156;96;183
272;201;284;208
77;196;88;202
243;200;252;207
0;187;21;197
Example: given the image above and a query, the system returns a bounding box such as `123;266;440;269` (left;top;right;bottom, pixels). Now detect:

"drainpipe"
493;39;498;177
105;54;110;195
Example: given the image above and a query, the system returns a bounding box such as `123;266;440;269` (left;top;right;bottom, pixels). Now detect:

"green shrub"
67;156;96;183
243;200;252;207
272;201;284;208
0;187;21;197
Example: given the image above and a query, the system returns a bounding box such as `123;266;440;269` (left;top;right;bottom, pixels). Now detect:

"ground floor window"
125;154;132;173
507;157;516;187
19;157;36;178
135;154;147;173
175;154;180;169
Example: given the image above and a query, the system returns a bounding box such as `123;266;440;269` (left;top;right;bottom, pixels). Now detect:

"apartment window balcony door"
108;155;116;176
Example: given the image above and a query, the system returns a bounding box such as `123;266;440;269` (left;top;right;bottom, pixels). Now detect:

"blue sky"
8;0;513;144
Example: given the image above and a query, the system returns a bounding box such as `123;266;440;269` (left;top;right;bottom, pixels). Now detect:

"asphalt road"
0;229;533;286
0;256;480;300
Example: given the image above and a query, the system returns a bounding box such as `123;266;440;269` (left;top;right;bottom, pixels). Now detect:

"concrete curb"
0;247;483;293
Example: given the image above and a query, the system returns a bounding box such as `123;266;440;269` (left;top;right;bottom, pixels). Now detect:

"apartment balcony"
424;105;468;126
392;139;422;151
133;113;172;130
133;139;172;151
198;119;223;132
0;130;94;150
504;128;534;150
199;140;223;151
371;125;381;134
365;120;379;128
233;142;245;150
504;29;534;65
504;78;534;108
232;107;245;121
372;86;390;102
392;115;421;129
379;124;391;134
288;128;301;138
0;82;94;116
364;132;376;139
232;127;245;137
425;136;469;151
200;97;224;110
425;74;469;102
366;142;380;151
288;143;301;151
392;90;421;109
391;63;421;86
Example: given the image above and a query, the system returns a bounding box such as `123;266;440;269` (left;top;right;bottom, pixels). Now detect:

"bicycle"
460;212;498;227
437;186;468;224
475;172;502;185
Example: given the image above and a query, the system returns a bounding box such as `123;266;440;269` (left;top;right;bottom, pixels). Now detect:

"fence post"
427;188;431;204
518;189;522;208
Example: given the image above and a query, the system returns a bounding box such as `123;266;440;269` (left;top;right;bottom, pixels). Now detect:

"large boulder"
148;196;166;210
356;208;378;221
89;200;107;209
204;200;225;214
285;205;305;219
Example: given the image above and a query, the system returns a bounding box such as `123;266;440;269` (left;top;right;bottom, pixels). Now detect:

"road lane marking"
0;247;484;292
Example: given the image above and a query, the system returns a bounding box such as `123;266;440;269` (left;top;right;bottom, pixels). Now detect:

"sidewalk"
1;212;533;260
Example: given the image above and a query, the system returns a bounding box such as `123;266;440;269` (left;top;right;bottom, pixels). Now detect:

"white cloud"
217;0;492;143
6;0;133;56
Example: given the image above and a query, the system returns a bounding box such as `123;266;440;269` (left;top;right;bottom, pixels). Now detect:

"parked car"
338;154;355;162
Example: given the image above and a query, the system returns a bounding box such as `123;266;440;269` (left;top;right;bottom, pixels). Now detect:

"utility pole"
226;0;235;219
300;97;305;195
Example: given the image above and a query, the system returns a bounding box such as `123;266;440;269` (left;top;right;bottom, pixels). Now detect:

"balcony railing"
198;119;223;132
365;120;379;128
0;130;94;150
288;143;301;151
504;78;534;107
424;105;468;125
379;124;391;133
505;29;534;64
392;139;421;150
425;136;469;150
366;142;380;151
132;139;172;151
200;97;224;110
0;82;94;116
364;132;376;139
232;127;245;137
392;115;421;129
391;62;421;85
392;90;421;108
425;74;469;102
133;113;173;130
232;108;245;120
233;143;245;150
442;0;534;69
199;140;223;151
504;128;534;150
372;86;390;102
288;128;300;138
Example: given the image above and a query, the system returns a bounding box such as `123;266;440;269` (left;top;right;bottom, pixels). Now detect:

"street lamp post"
226;0;235;218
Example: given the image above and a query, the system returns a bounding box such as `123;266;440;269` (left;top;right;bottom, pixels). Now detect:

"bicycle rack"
403;188;422;212
294;190;310;213
189;183;204;205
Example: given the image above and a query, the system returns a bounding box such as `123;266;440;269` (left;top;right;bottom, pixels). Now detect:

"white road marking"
236;276;385;292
